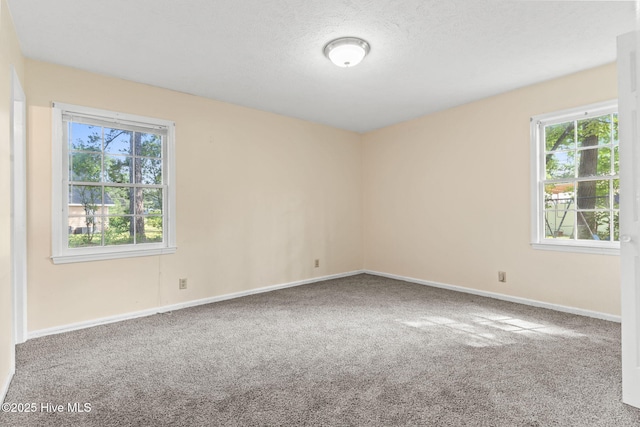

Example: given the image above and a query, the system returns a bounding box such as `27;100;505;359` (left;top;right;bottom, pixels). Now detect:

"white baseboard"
365;270;621;323
27;267;619;340
28;270;365;340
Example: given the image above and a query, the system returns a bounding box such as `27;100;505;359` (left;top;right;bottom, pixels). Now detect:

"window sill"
531;242;619;256
51;246;177;264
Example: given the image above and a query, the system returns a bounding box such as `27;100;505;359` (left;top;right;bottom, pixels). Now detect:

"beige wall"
0;0;25;397
11;11;624;338
25;59;624;333
26;60;363;331
363;63;620;315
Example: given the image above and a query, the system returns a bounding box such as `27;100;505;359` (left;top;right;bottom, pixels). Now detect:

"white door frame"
11;66;27;345
618;31;640;409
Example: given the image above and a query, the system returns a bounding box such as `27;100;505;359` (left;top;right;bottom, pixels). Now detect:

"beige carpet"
2;274;640;426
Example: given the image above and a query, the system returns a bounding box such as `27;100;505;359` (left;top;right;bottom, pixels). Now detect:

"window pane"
545;122;574;151
143;188;163;213
129;189;164;216
591;212;611;242
576;180;608;209
613;113;619;145
130;216;143;243
69;185;102;208
545;210;574;239
614;179;620;209
104;216;134;246
595;180;611;209
574;180;611;210
577;147;611;177
69;123;101;152
578;211;611;241
546;151;575;179
130;188;144;216
576;211;599;240
104;155;132;183
70;152;102;182
104;128;132;155
68;216;103;247
614;211;620;241
143;216;163;243
577;115;611;147
137;157;163;184
614;145;619;174
105;186;132;215
139;133;162;158
544;182;574;209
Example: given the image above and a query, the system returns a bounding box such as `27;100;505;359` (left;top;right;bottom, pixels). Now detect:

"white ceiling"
6;0;638;133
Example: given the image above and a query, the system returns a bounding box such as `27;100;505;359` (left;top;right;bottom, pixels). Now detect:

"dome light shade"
323;37;370;68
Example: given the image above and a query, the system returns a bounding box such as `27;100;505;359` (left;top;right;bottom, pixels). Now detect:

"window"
52;103;176;264
531;100;619;255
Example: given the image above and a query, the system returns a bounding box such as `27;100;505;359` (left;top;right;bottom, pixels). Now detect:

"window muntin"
532;101;619;254
52;103;176;263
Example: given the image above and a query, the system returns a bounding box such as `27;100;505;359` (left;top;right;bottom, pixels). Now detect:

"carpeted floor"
2;273;640;426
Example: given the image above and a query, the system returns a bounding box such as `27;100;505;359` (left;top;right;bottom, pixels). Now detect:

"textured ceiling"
6;0;638;132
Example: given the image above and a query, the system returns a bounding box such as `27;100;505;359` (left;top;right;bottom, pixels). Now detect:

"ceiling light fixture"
323;37;370;68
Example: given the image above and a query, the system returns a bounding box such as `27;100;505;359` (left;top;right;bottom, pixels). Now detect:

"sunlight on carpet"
399;310;584;348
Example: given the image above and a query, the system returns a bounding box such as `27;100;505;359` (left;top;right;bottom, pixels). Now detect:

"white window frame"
530;100;619;256
51;102;176;264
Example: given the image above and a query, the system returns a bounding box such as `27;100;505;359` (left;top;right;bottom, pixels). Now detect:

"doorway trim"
11;65;27;347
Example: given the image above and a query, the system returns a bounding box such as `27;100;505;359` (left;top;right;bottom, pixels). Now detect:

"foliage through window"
531;101;619;253
52;103;176;263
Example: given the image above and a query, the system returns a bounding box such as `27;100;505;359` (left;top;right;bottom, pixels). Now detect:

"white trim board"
27;268;619;340
365;270;621;323
1;368;14;404
28;270;365;340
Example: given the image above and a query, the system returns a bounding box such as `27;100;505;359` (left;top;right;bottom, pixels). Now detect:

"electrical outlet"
179;278;187;290
314;259;320;268
498;271;507;283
